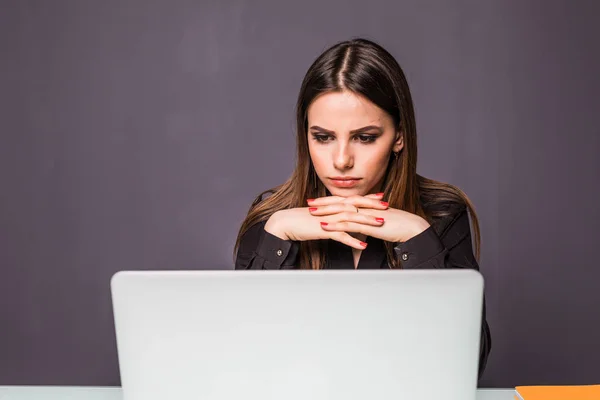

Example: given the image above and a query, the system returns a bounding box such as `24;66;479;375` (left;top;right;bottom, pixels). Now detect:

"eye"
354;134;378;144
312;134;333;143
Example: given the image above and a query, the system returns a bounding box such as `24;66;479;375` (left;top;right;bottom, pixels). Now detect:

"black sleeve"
235;221;300;270
394;208;492;380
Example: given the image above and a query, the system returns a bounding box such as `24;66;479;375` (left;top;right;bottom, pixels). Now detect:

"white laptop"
110;269;484;400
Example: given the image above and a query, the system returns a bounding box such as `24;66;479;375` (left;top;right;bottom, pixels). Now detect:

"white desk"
0;387;513;399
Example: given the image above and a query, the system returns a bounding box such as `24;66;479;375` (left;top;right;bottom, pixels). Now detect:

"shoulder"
237;220;267;253
426;201;469;238
423;196;473;253
418;179;470;237
250;187;278;208
237;186;284;250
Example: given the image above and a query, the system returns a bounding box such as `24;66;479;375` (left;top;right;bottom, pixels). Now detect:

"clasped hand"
264;193;430;250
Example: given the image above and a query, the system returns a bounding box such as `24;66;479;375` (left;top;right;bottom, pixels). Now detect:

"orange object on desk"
515;384;600;400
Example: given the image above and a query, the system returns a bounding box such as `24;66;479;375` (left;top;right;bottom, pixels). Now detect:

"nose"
333;142;353;171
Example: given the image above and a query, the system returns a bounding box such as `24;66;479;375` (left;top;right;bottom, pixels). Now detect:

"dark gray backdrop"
1;0;599;389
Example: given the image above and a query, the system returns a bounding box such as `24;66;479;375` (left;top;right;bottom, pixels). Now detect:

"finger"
307;193;384;206
365;192;385;199
325;230;368;250
309;203;359;216
328;211;385;226
342;195;389;210
306;195;346;206
320;221;377;237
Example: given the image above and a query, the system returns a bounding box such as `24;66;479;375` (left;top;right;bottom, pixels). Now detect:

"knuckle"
331;232;345;241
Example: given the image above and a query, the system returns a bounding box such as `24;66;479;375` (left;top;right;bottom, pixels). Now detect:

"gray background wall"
1;0;598;389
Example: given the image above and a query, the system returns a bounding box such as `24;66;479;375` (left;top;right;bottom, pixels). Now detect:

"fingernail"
376;217;384;223
376;192;384;197
320;222;328;226
309;207;318;212
360;242;368;247
380;201;389;207
307;198;315;203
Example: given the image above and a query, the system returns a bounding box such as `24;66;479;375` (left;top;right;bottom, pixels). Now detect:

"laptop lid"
111;269;483;400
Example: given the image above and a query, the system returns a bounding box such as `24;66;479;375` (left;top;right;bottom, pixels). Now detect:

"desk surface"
0;386;514;400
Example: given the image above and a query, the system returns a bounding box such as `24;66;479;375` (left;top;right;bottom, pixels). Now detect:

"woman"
233;38;491;378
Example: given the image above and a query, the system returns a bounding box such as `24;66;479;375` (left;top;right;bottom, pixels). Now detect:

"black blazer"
235;201;492;379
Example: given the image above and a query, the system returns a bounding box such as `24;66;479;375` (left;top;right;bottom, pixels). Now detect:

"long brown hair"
234;38;481;268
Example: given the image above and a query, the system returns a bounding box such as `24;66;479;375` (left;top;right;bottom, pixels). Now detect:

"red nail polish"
376;192;384;196
307;198;315;203
380;201;389;207
360;241;368;247
320;222;328;226
376;217;384;223
309;207;318;212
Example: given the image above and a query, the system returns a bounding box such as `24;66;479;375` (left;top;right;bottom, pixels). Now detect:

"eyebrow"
309;125;383;134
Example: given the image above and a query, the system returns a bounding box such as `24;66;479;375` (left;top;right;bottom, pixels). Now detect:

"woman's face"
307;90;403;197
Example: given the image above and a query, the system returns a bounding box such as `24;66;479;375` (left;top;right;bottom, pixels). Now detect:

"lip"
329;177;362;188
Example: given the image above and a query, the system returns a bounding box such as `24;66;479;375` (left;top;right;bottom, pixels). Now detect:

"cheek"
360;148;391;183
308;143;327;171
363;147;391;170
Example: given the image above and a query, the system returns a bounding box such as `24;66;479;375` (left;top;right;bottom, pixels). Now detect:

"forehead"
307;90;392;129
